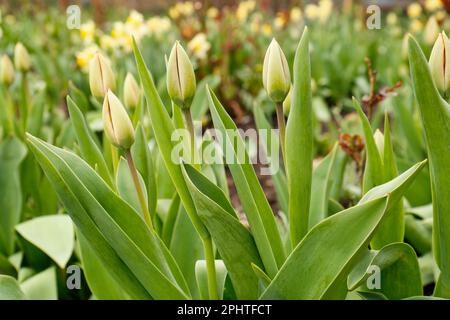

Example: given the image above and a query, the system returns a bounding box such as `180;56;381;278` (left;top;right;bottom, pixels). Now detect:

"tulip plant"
0;13;449;300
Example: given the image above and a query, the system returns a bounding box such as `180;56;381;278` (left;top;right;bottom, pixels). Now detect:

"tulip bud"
373;129;384;159
0;55;15;86
282;85;292;116
429;32;450;92
123;72;141;109
89;52;116;98
102;90;135;149
263;38;290;102
424;16;440;45
14;42;31;72
166;41;196;109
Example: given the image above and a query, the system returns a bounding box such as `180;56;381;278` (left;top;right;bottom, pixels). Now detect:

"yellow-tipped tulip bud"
123;72;141;109
282;85;292;116
102;90;135;149
0;55;15;86
263;38;290;102
429;32;450;92
373;129;384;159
14;42;31;72
166;41;196;109
89;52;116;98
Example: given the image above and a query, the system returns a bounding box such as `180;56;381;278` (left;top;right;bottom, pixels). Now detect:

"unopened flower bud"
0;55;15;86
102;90;135;149
263;38;290;102
429;32;450;92
14;42;31;72
166;41;196;109
89;52;116;98
373;129;384;159
123;72;141;109
282;85;292;116
424;16;440;45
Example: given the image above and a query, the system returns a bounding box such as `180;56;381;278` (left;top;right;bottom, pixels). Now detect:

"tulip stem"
125;149;154;232
184;109;200;169
20;71;30;133
276;103;287;168
203;236;219;300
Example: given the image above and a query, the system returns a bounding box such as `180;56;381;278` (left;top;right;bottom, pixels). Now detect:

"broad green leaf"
207;87;284;279
251;263;272;294
78;232;130;300
253;105;288;214
0;275;26;300
182;163;263;299
132;38;209;241
15;215;74;269
404;215;432;255
0;254;17;277
371;115;404;248
286;27;313;245
260;161;425;299
191;75;220;120
161;195;181;246
67;96;113;188
132;124;158;220
20;267;57;300
353;98;383;193
308;143;338;229
195;260;227;300
408;35;450;298
170;207;204;298
0;137;27;255
348;243;422;299
26;134;189;299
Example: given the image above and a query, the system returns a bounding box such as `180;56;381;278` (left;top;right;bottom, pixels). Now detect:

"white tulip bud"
166;41;196;109
0;54;15;86
89;52;116;98
123;72;141;109
14;42;31;72
102;90;135;149
429;32;450;92
263;38;291;102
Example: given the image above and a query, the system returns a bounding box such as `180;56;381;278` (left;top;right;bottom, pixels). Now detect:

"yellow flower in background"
261;23;272;36
80;21;95;43
435;10;447;22
76;45;98;71
100;35;116;51
407;3;422;18
305;4;319;20
274;13;286;29
126;10;144;28
425;0;443;12
207;7;219;19
318;0;333;23
290;7;302;23
188;33;211;60
386;12;398;26
147;16;171;37
236;0;256;22
410;19;424;33
169;1;195;19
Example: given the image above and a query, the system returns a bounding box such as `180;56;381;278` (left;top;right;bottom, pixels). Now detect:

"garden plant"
0;1;449;301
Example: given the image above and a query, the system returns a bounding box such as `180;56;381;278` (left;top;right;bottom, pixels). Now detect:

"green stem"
20;71;29;133
202;236;218;300
276;103;287;169
184;109;200;170
125;149;154;231
184;108;217;299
